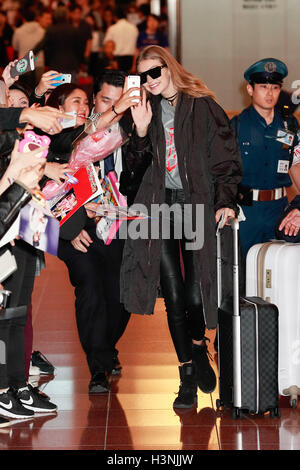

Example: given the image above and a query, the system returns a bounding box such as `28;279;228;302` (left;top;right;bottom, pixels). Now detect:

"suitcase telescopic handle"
216;216;240;316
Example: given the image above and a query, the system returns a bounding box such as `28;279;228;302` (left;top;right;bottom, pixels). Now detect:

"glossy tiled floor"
1;253;300;451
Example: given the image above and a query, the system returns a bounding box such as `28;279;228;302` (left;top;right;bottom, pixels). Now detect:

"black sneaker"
17;385;57;413
192;339;217;394
31;387;50;401
173;363;197;409
0;389;34;419
89;372;110;394
31;351;55;375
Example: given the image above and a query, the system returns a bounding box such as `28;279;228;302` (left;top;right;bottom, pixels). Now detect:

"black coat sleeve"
0;182;32;241
120;129;153;206
45;126;84;163
205;98;243;212
123;128;152;172
0;130;20;156
0;108;23;131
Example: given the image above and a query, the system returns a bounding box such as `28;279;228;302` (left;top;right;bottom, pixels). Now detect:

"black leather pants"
160;189;206;363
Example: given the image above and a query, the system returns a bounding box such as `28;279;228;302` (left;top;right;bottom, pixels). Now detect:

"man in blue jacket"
232;58;299;259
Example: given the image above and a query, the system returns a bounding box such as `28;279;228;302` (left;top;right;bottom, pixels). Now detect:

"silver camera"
0;290;11;309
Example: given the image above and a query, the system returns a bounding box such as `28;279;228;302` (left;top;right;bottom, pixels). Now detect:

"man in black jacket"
57;70;151;394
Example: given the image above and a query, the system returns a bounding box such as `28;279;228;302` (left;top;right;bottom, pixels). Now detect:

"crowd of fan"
0;0;169;86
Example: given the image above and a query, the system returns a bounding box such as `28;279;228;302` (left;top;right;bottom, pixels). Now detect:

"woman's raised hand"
131;88;152;137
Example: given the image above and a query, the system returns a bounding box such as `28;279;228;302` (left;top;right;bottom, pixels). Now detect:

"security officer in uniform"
232;58;299;259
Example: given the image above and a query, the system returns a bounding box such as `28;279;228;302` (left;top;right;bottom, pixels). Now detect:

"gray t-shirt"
161;98;183;190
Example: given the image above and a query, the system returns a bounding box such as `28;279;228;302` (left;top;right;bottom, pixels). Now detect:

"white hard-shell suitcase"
246;241;300;407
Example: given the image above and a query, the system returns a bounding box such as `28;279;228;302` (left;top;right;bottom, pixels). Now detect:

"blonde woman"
120;46;243;409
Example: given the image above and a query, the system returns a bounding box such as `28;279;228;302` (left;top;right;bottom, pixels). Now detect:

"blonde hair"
136;45;216;100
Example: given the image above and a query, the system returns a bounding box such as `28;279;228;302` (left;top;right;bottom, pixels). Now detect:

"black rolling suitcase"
216;218;280;419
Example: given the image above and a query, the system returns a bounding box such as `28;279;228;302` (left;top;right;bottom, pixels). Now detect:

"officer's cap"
244;58;288;84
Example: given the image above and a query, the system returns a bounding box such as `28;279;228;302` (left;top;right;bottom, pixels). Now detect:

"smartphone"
0;249;17;283
51;73;72;87
59;111;77;129
126;75;140;103
10;51;35;78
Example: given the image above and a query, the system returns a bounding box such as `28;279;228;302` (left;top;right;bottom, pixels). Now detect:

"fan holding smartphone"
33;70;72;101
10;51;36;79
126;75;140;103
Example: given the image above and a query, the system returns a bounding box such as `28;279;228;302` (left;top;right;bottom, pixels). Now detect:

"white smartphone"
60;73;72;84
59;111;77;129
10;51;35;78
126;75;140;103
0;249;17;283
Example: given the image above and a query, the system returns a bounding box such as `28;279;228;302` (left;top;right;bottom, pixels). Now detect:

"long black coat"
120;93;243;329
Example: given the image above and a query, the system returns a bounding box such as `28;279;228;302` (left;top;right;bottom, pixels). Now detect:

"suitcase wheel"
289;387;300;409
291;398;298;409
269;407;281;419
283;386;300;408
231;407;243;419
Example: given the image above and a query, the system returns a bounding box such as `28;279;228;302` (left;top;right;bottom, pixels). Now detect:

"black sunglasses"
139;65;167;85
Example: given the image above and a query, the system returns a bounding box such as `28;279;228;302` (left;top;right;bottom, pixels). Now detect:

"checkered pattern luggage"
216;219;280;418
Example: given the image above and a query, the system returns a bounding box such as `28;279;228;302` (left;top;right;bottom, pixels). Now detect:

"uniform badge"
276;129;295;147
264;62;277;73
277;160;289;174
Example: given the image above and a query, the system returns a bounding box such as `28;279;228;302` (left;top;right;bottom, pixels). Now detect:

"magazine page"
95;204;149;220
19;200;60;256
94;170;125;245
0;215;20;248
93;169;149;244
47;163;101;226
